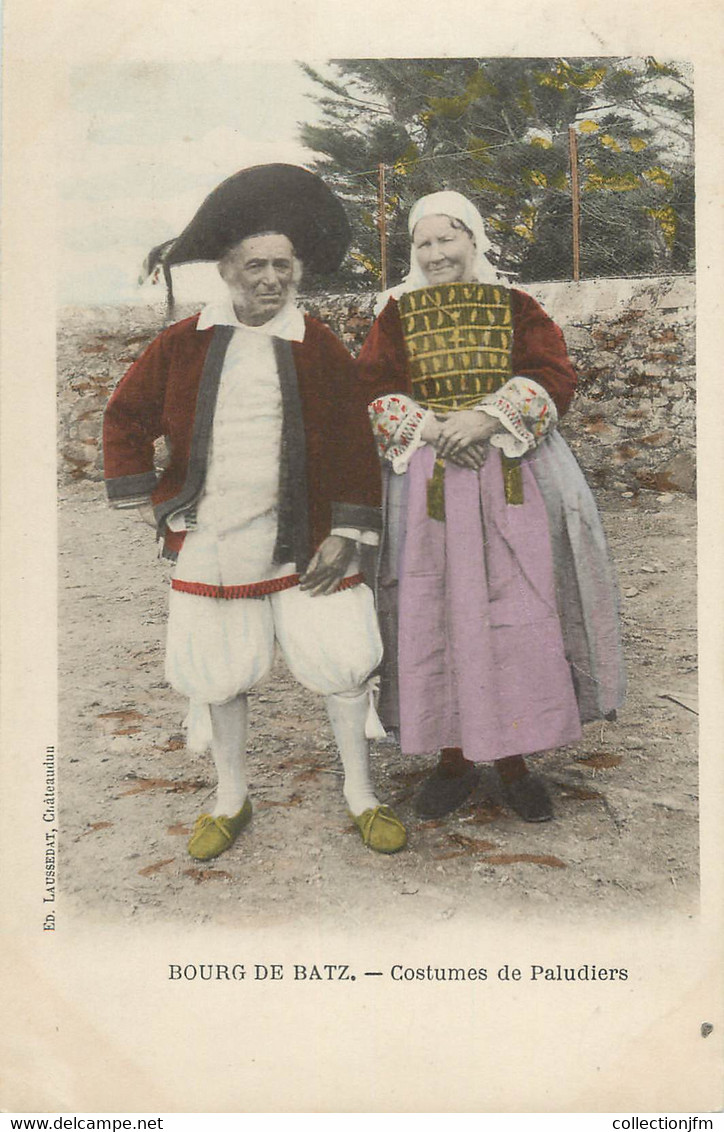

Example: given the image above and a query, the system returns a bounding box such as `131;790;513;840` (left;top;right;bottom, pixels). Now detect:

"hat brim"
163;164;350;275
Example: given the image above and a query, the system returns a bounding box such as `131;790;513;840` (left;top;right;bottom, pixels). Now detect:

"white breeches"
165;581;383;705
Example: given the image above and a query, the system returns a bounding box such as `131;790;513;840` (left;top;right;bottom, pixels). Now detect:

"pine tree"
298;57;694;289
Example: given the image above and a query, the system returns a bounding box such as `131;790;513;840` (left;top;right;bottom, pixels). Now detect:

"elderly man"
103;164;406;859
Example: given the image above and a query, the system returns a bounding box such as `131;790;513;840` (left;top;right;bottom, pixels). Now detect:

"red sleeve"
511;289;577;416
296;320;382;531
355;299;412;402
325;327;383;521
102;330;169;501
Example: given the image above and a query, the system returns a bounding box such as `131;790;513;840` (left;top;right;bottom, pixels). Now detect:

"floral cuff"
368;394;430;474
477;377;558;458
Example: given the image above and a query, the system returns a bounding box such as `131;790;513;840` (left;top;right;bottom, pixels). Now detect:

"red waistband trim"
171;573;365;600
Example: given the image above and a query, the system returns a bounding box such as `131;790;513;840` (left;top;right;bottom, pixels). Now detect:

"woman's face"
412;214;477;285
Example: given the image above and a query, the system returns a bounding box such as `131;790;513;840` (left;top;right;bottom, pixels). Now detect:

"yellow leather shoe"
350;805;407;854
187;798;252;861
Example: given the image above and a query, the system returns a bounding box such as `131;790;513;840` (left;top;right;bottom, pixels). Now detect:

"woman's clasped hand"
422;408;501;469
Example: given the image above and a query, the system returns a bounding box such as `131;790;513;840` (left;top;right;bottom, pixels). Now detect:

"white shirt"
196;294;306;341
171;296;377;585
173;305;293;584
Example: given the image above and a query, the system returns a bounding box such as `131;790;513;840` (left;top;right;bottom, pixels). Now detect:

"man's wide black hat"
162;163;351;274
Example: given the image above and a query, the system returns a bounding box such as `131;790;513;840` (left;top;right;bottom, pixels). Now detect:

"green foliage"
297;57;694;288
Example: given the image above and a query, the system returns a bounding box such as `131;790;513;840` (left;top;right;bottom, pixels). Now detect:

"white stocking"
326;689;380;815
209;694;249;817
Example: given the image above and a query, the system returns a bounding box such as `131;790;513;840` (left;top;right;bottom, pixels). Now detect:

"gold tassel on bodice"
426;458;446;521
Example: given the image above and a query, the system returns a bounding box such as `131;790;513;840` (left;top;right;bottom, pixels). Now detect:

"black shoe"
499;774;553;822
414;764;480;819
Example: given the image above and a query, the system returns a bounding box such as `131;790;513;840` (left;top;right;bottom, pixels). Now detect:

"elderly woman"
357;191;625;823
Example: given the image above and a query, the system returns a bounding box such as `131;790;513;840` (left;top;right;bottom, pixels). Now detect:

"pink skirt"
394;444;584;762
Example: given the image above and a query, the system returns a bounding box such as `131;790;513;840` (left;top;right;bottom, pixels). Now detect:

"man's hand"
299;535;356;597
137;502;157;529
435;410;501;462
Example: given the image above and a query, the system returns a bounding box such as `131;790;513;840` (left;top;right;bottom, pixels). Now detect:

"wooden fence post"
568;126;581;282
378;163;388;291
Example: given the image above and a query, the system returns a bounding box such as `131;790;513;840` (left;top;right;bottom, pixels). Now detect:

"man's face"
219;232;296;325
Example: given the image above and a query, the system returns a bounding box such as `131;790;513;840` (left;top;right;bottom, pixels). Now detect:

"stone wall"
530;276;695;494
58;274;695;493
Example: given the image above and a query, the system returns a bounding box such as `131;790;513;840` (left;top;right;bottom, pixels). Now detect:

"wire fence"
315;126;694;287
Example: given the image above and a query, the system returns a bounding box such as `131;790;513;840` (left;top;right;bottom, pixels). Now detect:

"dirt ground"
57;476;698;928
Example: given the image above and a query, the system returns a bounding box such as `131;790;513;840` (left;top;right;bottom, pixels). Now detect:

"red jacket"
356;289;578;414
103;313;382;564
